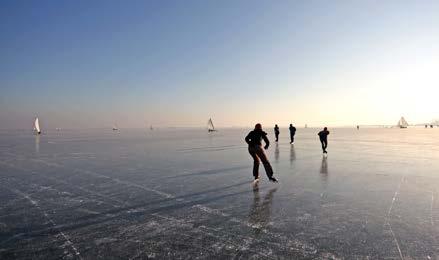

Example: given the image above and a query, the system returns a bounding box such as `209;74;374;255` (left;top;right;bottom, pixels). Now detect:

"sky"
1;0;439;129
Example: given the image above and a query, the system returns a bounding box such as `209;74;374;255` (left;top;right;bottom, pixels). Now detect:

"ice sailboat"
33;117;41;134
112;123;119;131
397;117;409;128
207;118;217;132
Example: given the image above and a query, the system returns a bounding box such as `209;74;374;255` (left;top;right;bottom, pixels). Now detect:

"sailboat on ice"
397;117;409;128
207;118;217;132
33;117;41;134
112;123;119;131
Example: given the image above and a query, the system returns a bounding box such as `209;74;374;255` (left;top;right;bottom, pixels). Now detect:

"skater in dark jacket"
245;124;278;184
274;124;280;142
289;124;296;144
318;127;330;154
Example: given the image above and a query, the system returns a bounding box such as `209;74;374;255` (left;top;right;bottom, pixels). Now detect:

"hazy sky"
1;0;439;129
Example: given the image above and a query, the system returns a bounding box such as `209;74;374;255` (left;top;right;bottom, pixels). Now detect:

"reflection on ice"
290;144;296;165
320;156;328;175
249;187;277;235
35;135;40;154
320;156;328;186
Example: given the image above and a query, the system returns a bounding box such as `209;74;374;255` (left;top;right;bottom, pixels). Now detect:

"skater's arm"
262;134;270;149
245;133;251;144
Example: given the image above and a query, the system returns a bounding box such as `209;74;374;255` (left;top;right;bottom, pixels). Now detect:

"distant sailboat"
112;123;118;131
397;117;409;128
33;117;41;134
207;118;217;132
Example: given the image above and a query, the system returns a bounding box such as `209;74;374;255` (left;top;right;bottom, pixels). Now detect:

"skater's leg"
248;146;260;179
255;146;274;179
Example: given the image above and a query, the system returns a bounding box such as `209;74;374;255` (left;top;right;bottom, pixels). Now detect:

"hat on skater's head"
255;123;262;130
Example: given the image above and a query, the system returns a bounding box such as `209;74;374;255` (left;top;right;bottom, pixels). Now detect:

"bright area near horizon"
1;1;439;129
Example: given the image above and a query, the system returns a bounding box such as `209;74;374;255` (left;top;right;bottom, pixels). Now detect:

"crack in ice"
384;176;404;260
7;187;83;260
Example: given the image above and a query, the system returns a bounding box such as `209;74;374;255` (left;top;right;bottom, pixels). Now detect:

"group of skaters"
245;123;330;185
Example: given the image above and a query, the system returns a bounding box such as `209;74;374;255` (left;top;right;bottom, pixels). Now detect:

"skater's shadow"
274;143;279;163
248;187;278;235
320;156;328;183
166;166;249;179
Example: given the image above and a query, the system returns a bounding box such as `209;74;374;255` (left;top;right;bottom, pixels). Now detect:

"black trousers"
290;134;295;143
320;139;328;151
248;145;274;179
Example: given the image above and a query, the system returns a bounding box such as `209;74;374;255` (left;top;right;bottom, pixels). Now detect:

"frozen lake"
1;127;439;259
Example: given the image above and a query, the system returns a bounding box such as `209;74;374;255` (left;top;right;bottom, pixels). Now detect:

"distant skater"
274;124;280;142
318;127;330;154
289;124;296;144
245;124;278;184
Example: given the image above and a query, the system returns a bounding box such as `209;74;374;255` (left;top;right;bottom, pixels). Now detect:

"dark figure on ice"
245;124;278;184
318;127;330;154
274;124;280;142
289;124;296;144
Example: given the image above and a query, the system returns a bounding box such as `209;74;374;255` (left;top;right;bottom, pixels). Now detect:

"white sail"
397;117;408;128
34;117;41;134
207;118;216;132
112;123;118;130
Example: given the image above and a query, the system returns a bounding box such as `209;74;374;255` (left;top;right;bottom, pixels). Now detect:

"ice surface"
1;128;439;259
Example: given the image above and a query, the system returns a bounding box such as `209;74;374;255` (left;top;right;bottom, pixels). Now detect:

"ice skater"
274;124;280;142
289;124;296;144
318;127;330;154
245;123;278;185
